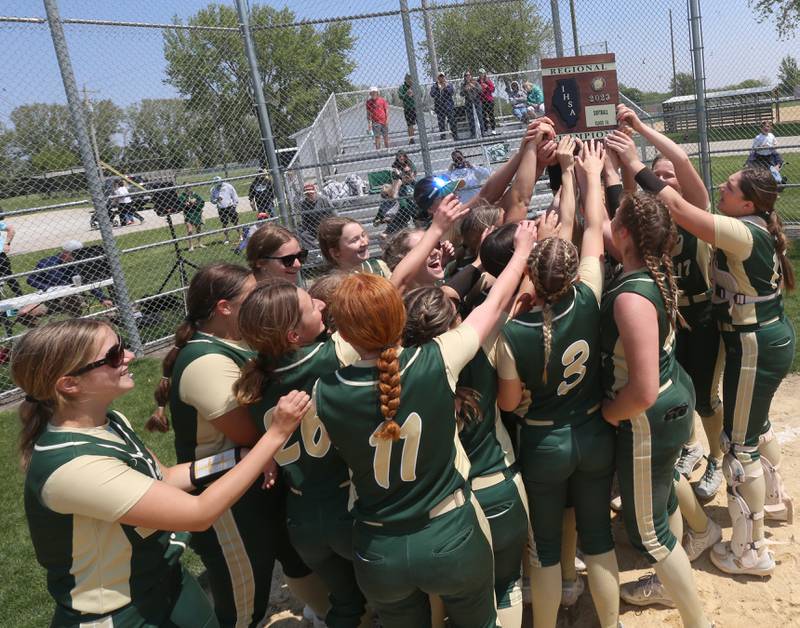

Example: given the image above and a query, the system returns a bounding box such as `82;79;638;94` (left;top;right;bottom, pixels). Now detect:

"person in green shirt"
398;74;417;144
177;186;206;251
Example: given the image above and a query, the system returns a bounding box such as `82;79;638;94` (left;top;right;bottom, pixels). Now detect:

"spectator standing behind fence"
114;179;144;226
506;80;528;123
0;211;22;297
399;74;417;145
478;69;497;135
297;183;336;249
462;70;485;139
366;87;390;150
177;187;205;252
249;168;275;217
430;72;459;141
748;120;785;183
523;80;545;119
210;176;241;245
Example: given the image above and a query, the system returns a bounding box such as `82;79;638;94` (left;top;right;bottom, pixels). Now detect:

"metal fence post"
421;0;439;80
43;0;144;355
235;0;290;226
399;0;433;177
688;0;713;196
550;0;564;57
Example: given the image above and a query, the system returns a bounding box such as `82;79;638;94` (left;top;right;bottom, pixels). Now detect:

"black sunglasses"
68;335;127;376
262;249;309;268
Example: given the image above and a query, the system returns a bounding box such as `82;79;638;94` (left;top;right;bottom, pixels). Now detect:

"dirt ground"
262;375;800;628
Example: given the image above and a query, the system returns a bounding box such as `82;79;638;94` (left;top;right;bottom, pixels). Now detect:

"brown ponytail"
147;263;253;432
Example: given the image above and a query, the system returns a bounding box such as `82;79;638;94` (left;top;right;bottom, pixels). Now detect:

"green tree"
124;99;197;171
749;0;800;38
421;1;551;83
777;54;800;95
29;147;79;173
163;4;355;151
669;72;696;97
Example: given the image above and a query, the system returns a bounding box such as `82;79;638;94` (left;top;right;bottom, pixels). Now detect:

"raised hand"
556;135;577;170
617;103;644;133
605;130;641;169
431;194;470;231
271;390;311;438
576;139;605;178
536;210;561;241
536;139;558;167
513;219;538;256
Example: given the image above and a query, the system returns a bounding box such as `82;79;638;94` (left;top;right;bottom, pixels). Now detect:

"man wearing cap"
19;240;113;325
366;87;390;150
430;72;458;141
210;176;241;244
398;74;417;145
478;69;497;135
248;169;275;217
297;183;335;248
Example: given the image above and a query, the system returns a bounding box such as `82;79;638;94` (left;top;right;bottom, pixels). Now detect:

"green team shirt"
497;257;604;422
600;269;678;396
457;334;516;479
169;332;254;464
316;326;479;524
25;412;189;620
359;258;392;278
248;335;358;494
672;225;712;306
712;214;784;327
398;82;415;110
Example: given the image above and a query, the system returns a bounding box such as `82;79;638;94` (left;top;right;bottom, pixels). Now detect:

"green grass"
0;358;203;627
665;120;800;144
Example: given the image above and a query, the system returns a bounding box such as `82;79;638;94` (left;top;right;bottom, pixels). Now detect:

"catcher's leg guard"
721;450;767;569
759;428;794;523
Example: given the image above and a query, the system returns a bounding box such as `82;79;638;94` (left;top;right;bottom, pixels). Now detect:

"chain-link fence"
0;0;797;399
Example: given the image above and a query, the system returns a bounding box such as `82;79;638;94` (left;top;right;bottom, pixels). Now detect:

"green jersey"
711;214;784;327
600;269;678;397
249;336;356;494
498;257;604;422
25;412;189;621
169;332;254;464
316;326;478;524
399;82;415;111
672;225;712;305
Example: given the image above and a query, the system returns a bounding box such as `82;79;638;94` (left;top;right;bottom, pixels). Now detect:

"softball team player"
149;263;328;627
14;318;308;628
315;220;536;627
402;285;529;628
496;141;620;628
596;176;711;626
233;279;368;628
246;222;308;282
612;130;795;577
617;105;725;499
317;216;392;277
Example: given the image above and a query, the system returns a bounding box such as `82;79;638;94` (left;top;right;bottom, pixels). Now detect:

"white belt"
471;471;506;492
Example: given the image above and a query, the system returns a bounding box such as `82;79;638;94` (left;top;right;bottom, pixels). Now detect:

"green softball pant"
472;470;529;608
52;565;219;628
351;496;498;628
520;414;616;567
190;481;311;628
617;372;694;564
720;316;795;459
677;300;722;416
286;488;367;628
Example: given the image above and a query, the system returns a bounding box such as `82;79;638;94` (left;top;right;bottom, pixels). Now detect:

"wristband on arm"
190;447;243;488
444;263;482;300
634;167;668;195
605;183;623;219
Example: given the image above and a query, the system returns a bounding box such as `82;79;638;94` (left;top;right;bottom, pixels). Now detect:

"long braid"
529;237;580;384
376;346;402;441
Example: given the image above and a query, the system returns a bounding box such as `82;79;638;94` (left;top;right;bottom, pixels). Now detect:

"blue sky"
0;0;795;125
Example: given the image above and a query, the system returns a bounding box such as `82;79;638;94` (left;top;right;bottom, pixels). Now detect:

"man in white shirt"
751;120;782;165
210;176;241;244
113;179;144;225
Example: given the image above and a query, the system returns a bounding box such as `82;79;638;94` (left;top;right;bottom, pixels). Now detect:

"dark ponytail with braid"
617;192;683;329
738;168;795;292
528;237;580;383
147;263;253;432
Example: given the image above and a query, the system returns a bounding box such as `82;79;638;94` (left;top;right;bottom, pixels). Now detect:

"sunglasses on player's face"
262;249;309;268
68;334;127;376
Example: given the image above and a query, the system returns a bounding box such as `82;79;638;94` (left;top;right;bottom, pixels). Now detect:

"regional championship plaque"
541;53;619;139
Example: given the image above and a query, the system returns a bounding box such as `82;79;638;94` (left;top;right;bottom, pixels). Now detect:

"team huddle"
14;104;795;628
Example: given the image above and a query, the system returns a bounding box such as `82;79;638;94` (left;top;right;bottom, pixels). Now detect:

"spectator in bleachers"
248;169;275;217
0;211;22;297
390;149;417;197
366;87;390;150
478;69;497;135
177;187;205;251
505;80;528;123
399;74;417;145
523;80;545;119
296;182;336;249
430;72;459;141
461;70;485;139
373;183;399;227
448;150;491;204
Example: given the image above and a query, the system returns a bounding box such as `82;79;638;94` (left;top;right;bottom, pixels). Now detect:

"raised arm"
554;135;577;241
500;121;556;222
574;139;606;260
617;104;709;210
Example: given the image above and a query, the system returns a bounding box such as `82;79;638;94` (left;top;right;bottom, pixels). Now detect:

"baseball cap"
478;68;486;74
369;86;379;93
212;176;222;182
437;72;445;77
413;176;465;212
303;183;316;192
62;239;83;253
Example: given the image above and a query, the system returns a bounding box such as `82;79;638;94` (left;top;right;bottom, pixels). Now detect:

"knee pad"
722;453;765;567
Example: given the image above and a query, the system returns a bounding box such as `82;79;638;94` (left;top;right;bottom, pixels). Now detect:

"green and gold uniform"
457;330;528;611
711;215;796;456
359;258;392;278
25;411;218;627
316;326;498;628
498;257;615;567
248;336;366;628
673;226;722;416
601;269;694;563
170;332;311;628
